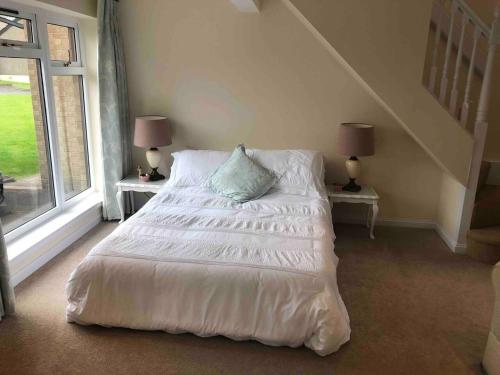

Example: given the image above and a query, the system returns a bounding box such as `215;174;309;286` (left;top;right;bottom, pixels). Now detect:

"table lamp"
134;116;172;181
337;123;375;192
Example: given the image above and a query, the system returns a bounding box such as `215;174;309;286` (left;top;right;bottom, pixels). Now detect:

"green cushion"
206;144;277;203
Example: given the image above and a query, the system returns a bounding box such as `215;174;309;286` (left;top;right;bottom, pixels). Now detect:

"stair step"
468;226;500;246
477;161;491;193
476;185;500;202
467;226;500;264
471;185;500;229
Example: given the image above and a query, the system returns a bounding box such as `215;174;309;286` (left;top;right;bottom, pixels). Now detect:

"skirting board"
334;216;435;229
434;224;467;254
334;216;466;253
10;206;102;287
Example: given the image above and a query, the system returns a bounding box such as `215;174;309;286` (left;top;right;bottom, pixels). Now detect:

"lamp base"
145;147;165;181
342;178;361;192
148;167;165;181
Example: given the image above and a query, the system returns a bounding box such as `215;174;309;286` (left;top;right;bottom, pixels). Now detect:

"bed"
65;149;350;356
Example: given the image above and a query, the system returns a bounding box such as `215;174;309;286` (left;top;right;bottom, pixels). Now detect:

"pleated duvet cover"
65;186;350;356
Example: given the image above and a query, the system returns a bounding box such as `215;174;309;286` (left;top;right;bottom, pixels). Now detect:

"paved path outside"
0;85;30;95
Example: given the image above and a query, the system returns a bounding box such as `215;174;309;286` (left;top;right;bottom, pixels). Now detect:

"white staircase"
285;0;475;185
425;0;499;137
424;0;500;249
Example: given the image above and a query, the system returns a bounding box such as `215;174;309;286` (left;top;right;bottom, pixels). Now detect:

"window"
0;12;35;46
0;57;55;232
0;4;91;237
47;24;77;63
52;75;90;200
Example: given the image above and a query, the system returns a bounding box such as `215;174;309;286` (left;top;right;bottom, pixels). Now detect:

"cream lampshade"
134;116;172;181
337;123;375;192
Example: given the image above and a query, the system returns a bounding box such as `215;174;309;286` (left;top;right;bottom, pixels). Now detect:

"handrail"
491;5;500;44
425;0;499;129
454;0;490;38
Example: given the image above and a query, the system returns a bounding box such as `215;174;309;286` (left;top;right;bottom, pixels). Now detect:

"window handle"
63;49;71;67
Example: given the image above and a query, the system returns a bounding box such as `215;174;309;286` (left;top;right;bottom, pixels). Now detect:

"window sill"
7;192;102;287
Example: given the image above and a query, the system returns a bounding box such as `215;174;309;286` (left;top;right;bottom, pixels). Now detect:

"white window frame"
1;0;95;243
45;17;83;68
0;8;38;49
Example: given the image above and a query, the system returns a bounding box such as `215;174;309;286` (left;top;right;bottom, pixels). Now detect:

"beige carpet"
0;223;495;375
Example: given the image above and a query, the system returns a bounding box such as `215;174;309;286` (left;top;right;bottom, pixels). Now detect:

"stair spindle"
429;0;444;93
460;26;480;127
439;1;457;104
449;10;467;117
474;5;499;127
455;4;500;266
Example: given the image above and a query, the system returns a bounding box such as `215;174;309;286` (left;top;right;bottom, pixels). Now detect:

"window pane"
0;15;32;44
52;75;90;200
0;57;55;233
47;24;76;62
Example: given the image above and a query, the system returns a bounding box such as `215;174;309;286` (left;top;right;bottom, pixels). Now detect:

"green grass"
0;93;40;178
0;80;31;90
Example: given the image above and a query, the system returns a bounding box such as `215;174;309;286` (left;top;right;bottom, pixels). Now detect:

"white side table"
116;176;166;223
326;185;379;239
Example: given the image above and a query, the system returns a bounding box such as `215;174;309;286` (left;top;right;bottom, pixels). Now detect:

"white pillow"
247;149;326;198
167;149;230;187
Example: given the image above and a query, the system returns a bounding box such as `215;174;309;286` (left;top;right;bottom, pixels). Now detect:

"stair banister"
475;10;500;372
455;0;490;37
428;0;496;126
439;0;457;104
457;5;500;251
429;0;444;93
460;26;480;127
475;6;499;126
449;11;468;116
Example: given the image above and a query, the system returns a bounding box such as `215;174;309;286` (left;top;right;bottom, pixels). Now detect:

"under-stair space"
468;161;500;263
287;0;500;253
286;0;475;185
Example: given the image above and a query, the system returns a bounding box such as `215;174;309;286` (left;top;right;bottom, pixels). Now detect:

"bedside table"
116;176;166;223
326;185;379;239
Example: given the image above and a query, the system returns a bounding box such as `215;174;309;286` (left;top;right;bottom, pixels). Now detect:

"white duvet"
65;186;350;356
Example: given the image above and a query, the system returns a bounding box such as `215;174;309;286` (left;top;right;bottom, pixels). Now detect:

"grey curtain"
98;0;132;220
0;219;14;321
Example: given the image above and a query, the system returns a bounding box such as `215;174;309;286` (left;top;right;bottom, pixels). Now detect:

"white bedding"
65;185;350;356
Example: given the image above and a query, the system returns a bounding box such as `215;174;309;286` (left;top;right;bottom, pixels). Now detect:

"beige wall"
288;0;473;185
119;0;442;221
32;0;97;17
